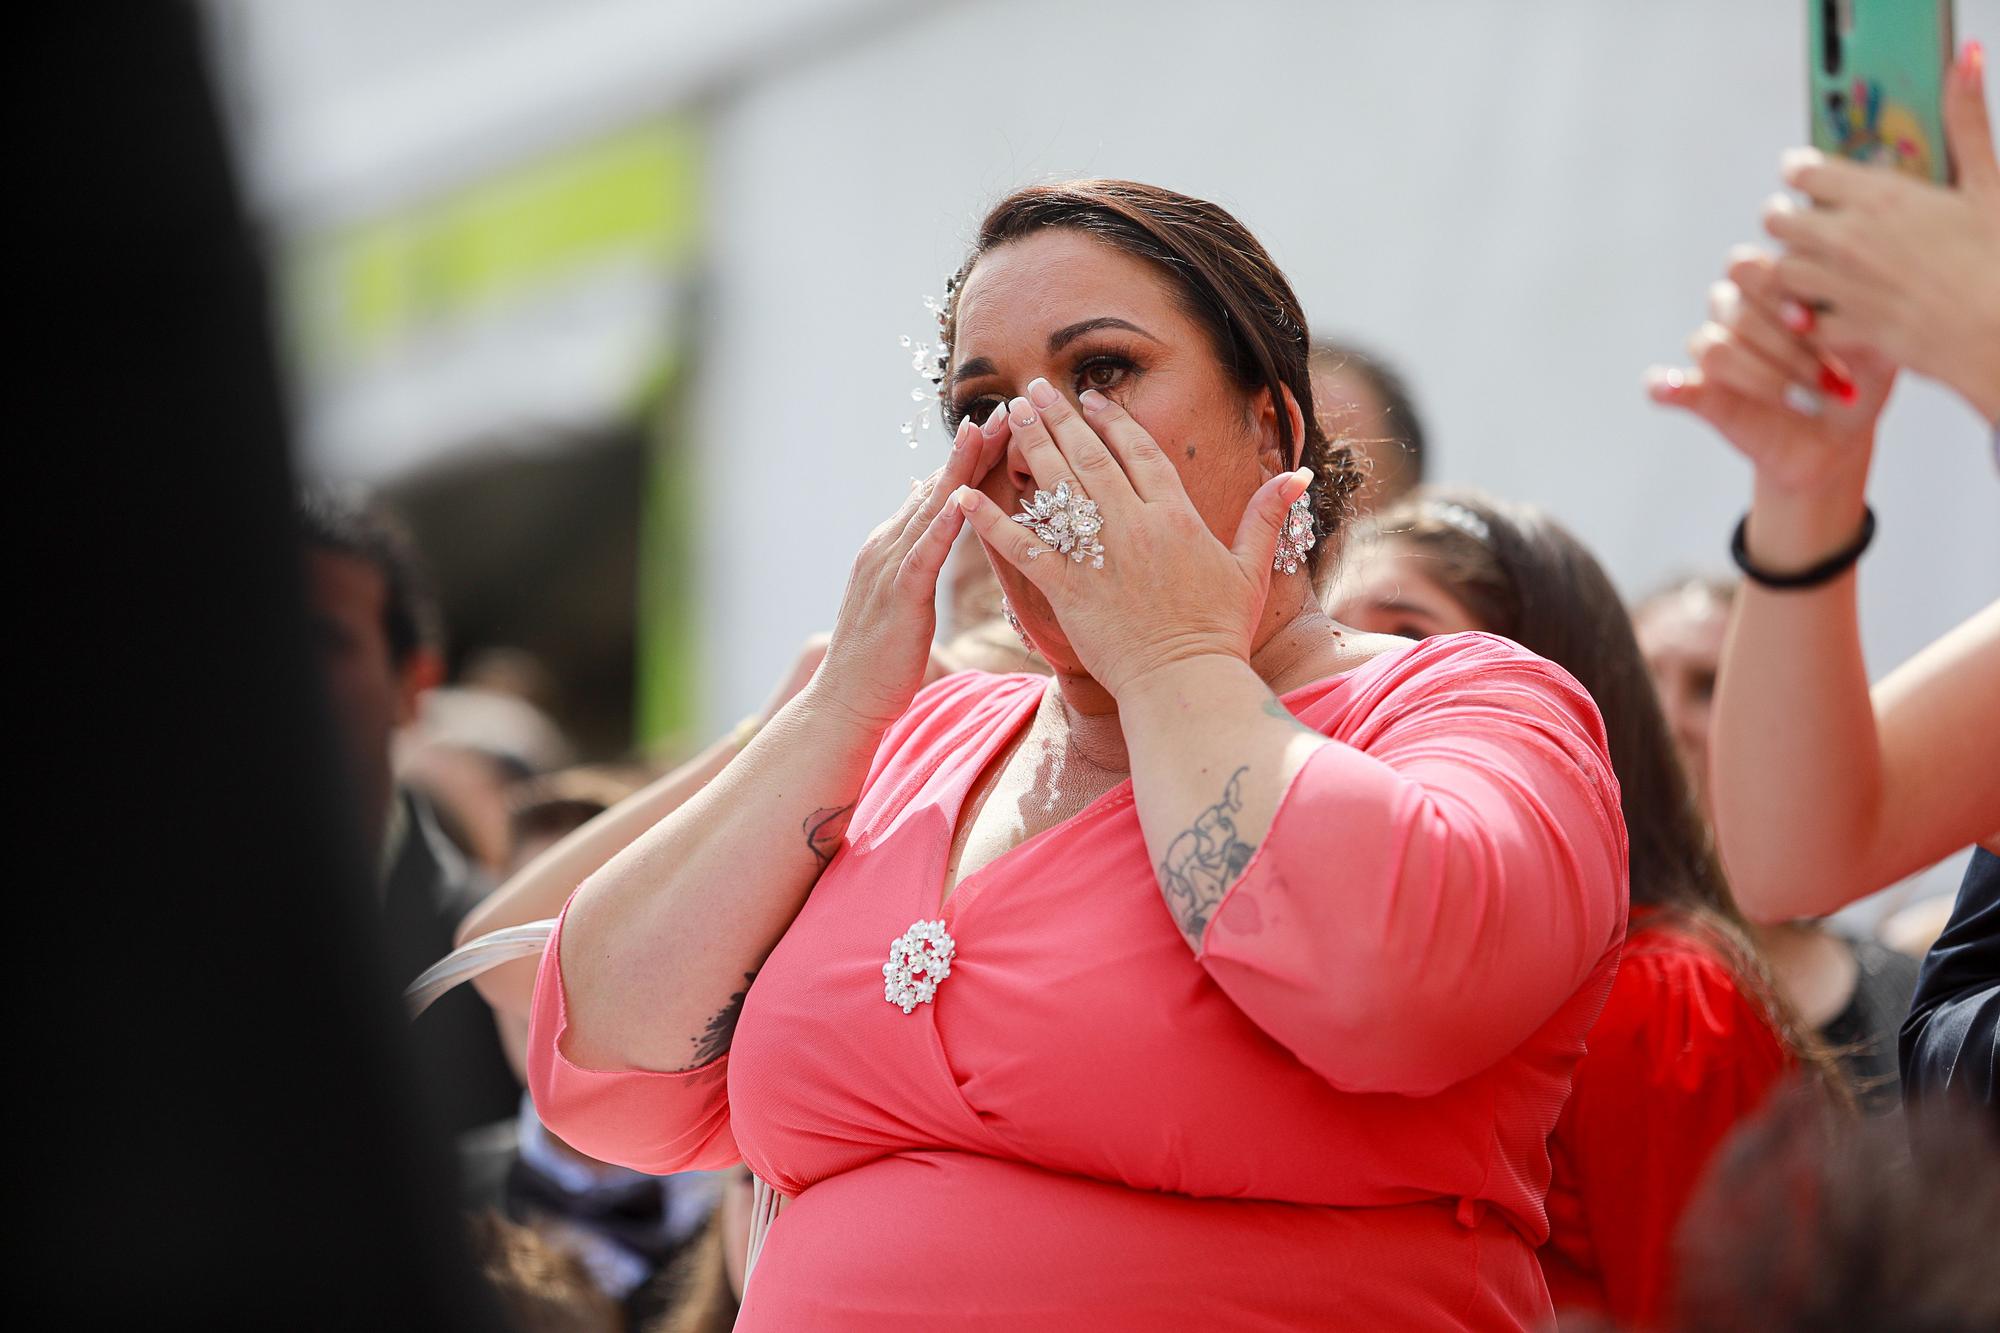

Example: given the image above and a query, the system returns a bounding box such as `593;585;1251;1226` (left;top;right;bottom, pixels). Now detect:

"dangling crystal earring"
1001;597;1033;650
1273;493;1316;574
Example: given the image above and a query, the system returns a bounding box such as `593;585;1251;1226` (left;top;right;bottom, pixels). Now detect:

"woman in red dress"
489;182;1630;1329
1335;490;1841;1328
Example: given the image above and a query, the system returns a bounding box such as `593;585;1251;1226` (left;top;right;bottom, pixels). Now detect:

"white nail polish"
1783;383;1824;417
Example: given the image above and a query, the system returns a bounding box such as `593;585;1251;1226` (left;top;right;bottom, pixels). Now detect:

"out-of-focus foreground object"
20;6;498;1325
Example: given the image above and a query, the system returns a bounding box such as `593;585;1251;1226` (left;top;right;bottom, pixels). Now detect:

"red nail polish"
1780;301;1816;335
1964;40;1985;89
1819;364;1857;404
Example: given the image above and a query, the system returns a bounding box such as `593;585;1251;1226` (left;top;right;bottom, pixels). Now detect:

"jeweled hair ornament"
897;277;956;447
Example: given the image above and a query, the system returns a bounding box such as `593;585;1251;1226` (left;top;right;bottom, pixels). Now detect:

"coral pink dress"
529;633;1628;1330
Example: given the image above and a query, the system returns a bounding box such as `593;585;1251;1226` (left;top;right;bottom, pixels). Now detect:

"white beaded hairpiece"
1421;500;1492;545
897;277;957;447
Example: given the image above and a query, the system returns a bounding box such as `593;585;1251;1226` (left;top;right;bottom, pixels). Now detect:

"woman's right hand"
811;407;1011;731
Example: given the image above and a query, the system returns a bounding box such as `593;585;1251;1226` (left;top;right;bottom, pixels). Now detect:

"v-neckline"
928;678;1127;924
925;662;1383;926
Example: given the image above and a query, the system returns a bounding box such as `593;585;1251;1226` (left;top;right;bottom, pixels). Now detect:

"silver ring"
1011;480;1105;569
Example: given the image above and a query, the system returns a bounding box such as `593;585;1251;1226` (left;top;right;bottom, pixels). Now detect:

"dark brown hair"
296;484;443;668
1673;1085;2000;1331
1356;490;1842;1091
942;180;1365;571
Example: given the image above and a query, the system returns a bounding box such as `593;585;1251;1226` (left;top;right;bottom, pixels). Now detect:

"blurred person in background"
468;1211;623;1333
644;1166;752;1333
1646;39;1998;1113
400;673;575;876
1331;490;1838;1329
463;645;568;720
464;768;724;1329
1306;338;1429;521
1635;574;1918;1111
1667;1085;2000;1333
521;180;1625;1330
299;486;520;1137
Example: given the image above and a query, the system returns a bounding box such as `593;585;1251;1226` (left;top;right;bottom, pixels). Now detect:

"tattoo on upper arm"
1158;766;1257;952
686;971;756;1068
804;804;853;871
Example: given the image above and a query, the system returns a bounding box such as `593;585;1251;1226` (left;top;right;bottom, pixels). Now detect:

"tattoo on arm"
1157;766;1257;951
686;971;757;1068
803;804;853;871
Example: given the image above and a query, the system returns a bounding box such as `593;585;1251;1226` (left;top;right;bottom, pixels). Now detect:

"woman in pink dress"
526;181;1628;1329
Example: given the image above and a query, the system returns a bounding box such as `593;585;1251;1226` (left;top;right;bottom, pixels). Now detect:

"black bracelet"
1730;506;1875;590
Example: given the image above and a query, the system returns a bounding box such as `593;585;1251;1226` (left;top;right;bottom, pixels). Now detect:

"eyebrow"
949;317;1160;386
1047;316;1159;354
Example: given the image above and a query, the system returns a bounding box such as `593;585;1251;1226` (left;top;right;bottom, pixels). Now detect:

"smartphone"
1808;0;1956;183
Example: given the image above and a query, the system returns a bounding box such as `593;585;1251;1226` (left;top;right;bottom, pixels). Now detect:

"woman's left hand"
952;377;1310;699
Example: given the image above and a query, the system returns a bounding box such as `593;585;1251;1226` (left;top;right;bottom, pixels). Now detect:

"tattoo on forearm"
1158;766;1257;951
804;804;853;871
687;971;756;1067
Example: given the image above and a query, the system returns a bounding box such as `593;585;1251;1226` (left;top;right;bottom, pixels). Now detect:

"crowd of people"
303;39;1999;1333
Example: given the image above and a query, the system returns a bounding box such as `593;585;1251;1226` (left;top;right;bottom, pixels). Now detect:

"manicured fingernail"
1293;467;1314;487
1078;388;1108;412
952;418;972;449
1026;377;1060;408
1818;363;1857;404
983;401;1009;434
1780;300;1815;334
1963;40;1985;89
1645;368;1686;400
1010;395;1037;426
952;486;979;512
1779;147;1820;181
1784;383;1824;417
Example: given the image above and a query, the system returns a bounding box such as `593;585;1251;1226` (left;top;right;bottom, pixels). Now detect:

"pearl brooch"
883;919;956;1013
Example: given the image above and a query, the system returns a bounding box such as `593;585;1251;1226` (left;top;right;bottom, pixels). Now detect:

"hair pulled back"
942;180;1365;572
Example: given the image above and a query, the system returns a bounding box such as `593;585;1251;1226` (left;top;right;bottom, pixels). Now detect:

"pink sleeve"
520;671;1020;1173
1198;639;1628;1096
525;895;739;1174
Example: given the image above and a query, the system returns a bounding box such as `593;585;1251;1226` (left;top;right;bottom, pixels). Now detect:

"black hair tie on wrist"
1730;506;1875;590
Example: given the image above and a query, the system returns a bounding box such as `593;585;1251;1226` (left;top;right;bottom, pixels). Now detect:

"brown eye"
1075;357;1132;395
951;397;1002;430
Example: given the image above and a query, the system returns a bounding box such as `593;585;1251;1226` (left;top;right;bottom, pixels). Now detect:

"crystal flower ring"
883;919;956;1014
1011;480;1106;568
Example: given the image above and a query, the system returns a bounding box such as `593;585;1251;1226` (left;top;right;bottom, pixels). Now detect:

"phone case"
1807;0;1956;183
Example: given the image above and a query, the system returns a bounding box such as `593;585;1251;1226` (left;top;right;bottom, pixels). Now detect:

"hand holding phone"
1809;0;1956;183
1774;33;2000;427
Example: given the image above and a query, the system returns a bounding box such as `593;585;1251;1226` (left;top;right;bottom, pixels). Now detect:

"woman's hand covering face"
811;411;1009;732
952;378;1310;699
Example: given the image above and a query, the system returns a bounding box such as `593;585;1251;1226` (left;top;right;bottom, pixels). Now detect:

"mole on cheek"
1184;444;1197;460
